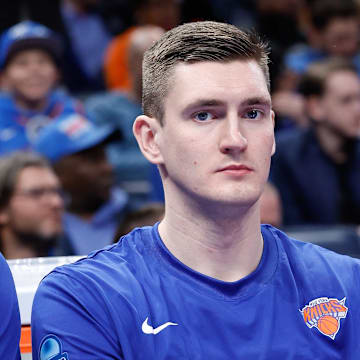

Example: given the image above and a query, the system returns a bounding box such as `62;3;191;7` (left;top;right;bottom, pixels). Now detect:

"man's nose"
219;116;248;154
46;189;65;210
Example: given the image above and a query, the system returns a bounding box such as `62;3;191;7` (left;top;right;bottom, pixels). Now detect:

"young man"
0;20;84;155
31;21;360;359
0;152;67;259
271;58;360;225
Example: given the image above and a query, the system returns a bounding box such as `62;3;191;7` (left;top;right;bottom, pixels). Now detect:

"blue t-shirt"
31;224;360;359
0;90;84;155
0;253;21;360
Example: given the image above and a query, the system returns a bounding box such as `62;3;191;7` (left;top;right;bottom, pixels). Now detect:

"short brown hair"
0;151;50;209
142;21;270;123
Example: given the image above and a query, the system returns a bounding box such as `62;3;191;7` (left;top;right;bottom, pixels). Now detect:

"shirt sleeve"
0;253;21;360
31;270;123;360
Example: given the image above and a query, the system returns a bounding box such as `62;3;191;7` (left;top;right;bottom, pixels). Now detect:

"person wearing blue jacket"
0;21;84;156
271;58;360;226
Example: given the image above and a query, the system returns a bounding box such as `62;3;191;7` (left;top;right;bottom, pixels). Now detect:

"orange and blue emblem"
300;297;348;340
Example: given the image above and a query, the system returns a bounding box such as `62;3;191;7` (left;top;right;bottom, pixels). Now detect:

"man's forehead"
17;166;56;185
167;60;270;102
325;70;360;94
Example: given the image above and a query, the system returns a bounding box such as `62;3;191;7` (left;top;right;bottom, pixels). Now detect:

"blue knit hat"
0;20;62;69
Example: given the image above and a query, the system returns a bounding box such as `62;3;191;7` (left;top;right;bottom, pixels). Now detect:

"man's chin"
14;230;61;256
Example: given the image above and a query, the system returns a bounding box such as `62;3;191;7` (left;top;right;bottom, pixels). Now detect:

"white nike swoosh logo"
141;317;178;335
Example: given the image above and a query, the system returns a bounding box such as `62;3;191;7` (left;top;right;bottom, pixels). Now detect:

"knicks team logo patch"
39;334;68;360
300;297;348;339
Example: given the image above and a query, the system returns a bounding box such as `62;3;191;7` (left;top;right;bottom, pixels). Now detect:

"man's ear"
133;115;164;164
271;110;276;156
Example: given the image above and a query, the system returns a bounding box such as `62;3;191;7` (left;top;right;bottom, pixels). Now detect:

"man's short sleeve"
0;253;21;359
31;270;123;360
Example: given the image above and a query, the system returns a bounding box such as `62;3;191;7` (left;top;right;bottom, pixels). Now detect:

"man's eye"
194;112;213;121
246;110;261;119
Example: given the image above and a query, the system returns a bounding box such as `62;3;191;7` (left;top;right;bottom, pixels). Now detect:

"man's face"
322;18;359;57
2;49;59;105
317;70;360;139
57;145;114;211
154;60;275;208
2;166;64;240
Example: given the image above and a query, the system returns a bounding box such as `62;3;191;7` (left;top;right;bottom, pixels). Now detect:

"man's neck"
66;198;104;221
158;199;264;282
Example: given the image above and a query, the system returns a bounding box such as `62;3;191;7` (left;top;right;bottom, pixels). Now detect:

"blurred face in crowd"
315;70;360;139
322;18;360;57
55;144;114;214
1;49;59;109
0;166;64;244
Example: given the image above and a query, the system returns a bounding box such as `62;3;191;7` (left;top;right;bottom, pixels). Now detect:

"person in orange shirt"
104;0;181;91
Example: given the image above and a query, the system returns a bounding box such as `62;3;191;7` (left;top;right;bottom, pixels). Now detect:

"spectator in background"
0;252;21;359
104;0;181;91
259;181;283;228
59;0;113;94
86;25;164;186
0;21;84;155
35;113;128;255
0;152;68;259
283;0;360;87
255;0;306;88
270;58;360;226
273;0;360;129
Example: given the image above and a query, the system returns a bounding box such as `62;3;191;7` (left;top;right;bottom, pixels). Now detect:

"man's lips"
216;164;253;173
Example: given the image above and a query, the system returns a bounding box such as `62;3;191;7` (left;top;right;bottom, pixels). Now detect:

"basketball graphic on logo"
317;315;339;336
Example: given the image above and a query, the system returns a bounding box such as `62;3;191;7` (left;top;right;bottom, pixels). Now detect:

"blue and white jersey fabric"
0;90;84;155
31;224;360;359
0;253;21;360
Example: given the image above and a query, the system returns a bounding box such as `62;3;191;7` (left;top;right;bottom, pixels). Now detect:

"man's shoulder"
267;225;360;281
42;225;157;290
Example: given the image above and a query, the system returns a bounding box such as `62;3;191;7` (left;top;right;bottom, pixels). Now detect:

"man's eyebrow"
183;99;225;111
241;96;272;107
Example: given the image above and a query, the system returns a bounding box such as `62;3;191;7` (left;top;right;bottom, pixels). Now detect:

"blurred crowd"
0;0;359;260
